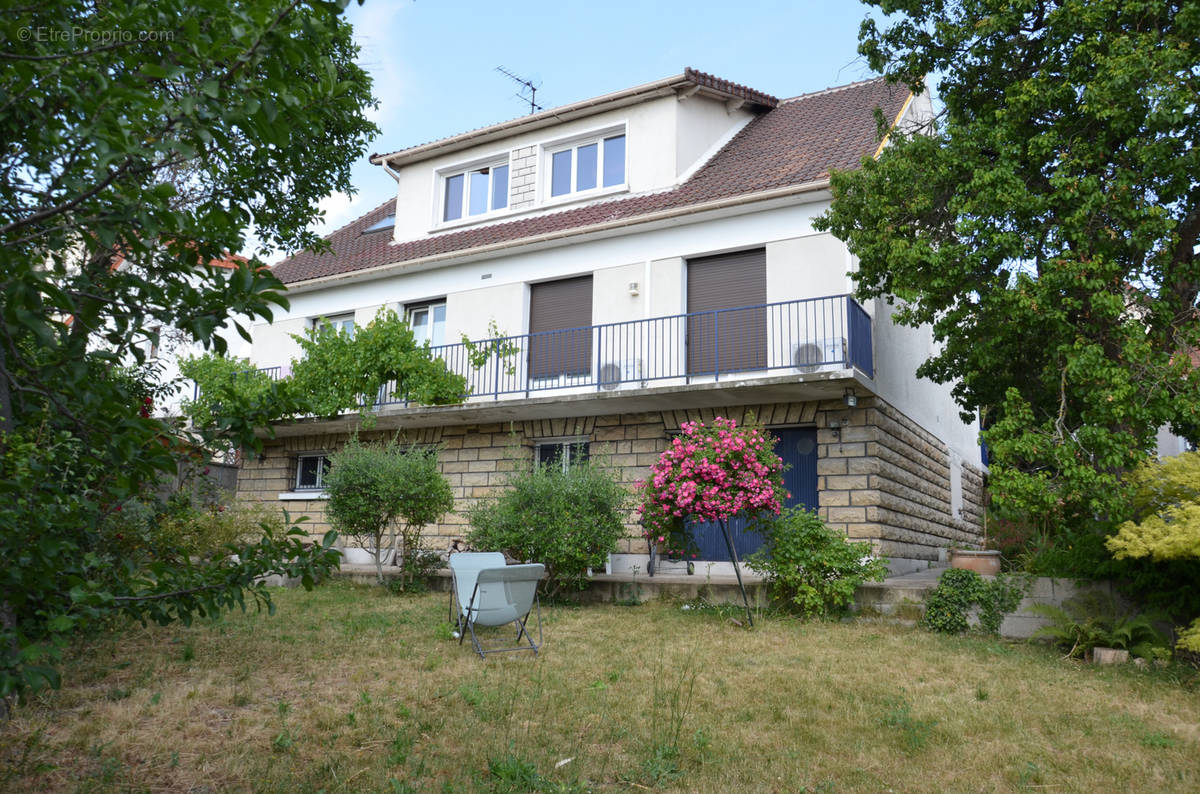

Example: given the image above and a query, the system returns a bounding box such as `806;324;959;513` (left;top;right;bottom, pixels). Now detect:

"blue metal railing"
378;293;873;405
210;295;873;408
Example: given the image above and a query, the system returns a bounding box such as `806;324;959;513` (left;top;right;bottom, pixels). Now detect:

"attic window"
440;158;510;223
363;214;395;234
544;128;626;202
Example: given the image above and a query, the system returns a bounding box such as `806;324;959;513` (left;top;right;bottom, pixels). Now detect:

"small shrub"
1030;590;1169;660
745;507;888;618
1106;450;1200;647
156;502;284;559
325;438;453;586
922;568;1026;635
467;459;628;598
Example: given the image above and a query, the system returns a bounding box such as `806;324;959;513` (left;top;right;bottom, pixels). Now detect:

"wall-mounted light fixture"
628;281;640;297
844;388;858;408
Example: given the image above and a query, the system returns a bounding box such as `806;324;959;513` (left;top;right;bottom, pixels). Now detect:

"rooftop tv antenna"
495;66;543;114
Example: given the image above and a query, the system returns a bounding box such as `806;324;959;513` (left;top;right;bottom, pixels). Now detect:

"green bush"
154;502;284;560
922;568;1027;635
1030;591;1169;660
325;438;453;586
98;464;283;563
745;507;888;618
466;460;629;598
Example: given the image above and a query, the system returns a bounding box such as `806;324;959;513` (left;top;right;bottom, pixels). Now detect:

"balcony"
253;295;874;434
388;292;870;402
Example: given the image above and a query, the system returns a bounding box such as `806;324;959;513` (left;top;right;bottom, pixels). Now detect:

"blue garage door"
689;426;818;560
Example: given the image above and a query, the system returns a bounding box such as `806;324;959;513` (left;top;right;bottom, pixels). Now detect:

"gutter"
283;179;832;294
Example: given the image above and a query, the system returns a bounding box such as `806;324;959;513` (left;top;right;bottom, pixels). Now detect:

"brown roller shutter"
687;248;767;375
529;275;593;379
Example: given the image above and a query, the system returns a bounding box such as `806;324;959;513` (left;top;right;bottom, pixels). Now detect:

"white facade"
250;75;979;467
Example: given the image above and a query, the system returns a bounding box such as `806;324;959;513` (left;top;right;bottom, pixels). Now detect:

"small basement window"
534;439;590;473
295;453;331;490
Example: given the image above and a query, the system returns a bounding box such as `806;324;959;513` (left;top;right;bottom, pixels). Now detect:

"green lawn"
2;581;1197;793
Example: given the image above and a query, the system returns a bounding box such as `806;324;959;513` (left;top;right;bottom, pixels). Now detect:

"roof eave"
369;72;773;168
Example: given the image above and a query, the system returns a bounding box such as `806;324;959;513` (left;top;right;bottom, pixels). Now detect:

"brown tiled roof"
682;67;778;109
274;77;908;285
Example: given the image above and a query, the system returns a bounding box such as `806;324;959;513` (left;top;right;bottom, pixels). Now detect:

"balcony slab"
264;368;875;437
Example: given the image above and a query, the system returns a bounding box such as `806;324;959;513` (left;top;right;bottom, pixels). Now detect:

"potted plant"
948;547;1002;576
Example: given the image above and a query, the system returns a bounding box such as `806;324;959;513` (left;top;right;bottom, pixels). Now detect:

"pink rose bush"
637;417;787;559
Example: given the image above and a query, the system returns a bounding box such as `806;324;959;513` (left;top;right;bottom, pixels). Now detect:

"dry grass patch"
1;581;1197;793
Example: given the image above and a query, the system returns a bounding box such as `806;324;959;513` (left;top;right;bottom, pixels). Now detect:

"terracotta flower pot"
949;549;1002;576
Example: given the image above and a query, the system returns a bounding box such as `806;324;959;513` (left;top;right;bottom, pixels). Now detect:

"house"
235;69;985;575
144;252;254;422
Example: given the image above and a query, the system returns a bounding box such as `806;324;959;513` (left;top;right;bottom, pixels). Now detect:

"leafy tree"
1106;451;1200;653
0;0;377;706
324;439;454;587
816;1;1200;537
467;459;630;599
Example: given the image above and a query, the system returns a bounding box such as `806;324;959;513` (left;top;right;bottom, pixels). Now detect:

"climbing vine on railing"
182;308;507;445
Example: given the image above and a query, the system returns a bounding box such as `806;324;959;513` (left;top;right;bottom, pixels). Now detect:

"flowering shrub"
638;417;786;558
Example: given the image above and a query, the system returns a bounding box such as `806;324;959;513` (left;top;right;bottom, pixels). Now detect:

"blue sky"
300;0;884;246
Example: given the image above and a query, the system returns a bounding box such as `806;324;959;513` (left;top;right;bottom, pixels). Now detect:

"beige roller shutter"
686;249;766;375
529;275;593;378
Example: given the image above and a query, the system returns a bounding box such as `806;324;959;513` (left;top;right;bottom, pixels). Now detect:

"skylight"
363;214;395;234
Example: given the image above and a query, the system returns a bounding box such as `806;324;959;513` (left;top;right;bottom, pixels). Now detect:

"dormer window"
546;130;626;200
441;159;509;223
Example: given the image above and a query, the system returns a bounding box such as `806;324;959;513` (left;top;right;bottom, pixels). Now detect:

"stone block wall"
815;396;985;564
508;145;537;210
236;396;985;565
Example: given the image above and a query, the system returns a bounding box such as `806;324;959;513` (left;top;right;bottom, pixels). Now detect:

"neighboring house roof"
273;75;908;286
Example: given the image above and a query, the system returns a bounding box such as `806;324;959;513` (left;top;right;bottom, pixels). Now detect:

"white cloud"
311;190;366;238
348;2;413;133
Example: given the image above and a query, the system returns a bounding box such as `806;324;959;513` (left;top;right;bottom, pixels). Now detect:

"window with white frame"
407;300;446;347
295;452;331;490
534;439;590;473
441;159;509;222
547;130;626;199
312;313;355;337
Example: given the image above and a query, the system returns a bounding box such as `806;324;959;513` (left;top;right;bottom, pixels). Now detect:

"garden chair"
448;551;507;635
457;563;545;658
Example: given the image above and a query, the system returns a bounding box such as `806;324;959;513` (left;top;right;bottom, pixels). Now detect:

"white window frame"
436;153;512;227
406;299;447;348
312;312;355;337
541;124;627;206
534;437;590;473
